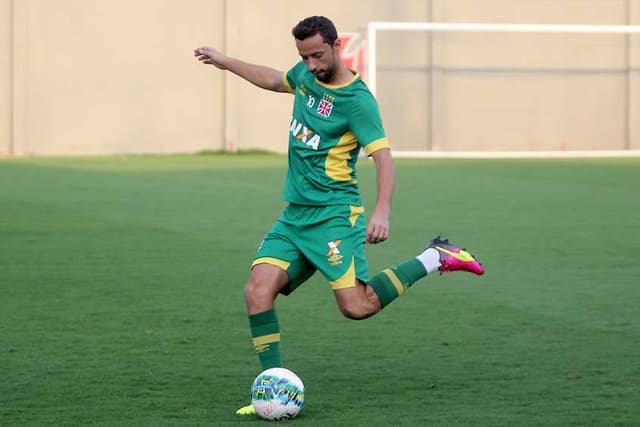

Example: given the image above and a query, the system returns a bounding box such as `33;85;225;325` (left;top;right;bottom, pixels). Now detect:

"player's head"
292;16;342;83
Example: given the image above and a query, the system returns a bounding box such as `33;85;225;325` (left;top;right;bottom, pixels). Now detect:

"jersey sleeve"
350;92;390;156
284;61;306;95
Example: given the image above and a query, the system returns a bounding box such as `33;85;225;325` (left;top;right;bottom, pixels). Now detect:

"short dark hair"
291;16;338;45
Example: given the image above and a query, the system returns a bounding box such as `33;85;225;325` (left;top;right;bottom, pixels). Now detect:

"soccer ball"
250;367;305;420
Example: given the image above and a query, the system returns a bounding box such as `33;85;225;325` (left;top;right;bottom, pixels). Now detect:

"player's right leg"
236;264;288;417
244;263;289;367
236;220;316;416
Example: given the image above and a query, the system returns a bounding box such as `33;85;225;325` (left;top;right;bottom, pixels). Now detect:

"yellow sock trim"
383;268;406;295
252;333;281;348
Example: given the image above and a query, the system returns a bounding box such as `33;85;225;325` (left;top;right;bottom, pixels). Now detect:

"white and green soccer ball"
250;367;305;420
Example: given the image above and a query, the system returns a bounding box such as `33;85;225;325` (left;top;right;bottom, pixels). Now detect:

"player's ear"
332;37;342;51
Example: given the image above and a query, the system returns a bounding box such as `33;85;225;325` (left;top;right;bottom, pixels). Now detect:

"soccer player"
194;15;484;415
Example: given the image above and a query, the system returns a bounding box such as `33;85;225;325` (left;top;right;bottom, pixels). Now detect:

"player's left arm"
367;147;395;244
351;92;395;244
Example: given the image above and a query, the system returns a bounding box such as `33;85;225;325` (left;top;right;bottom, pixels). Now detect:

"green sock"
249;309;282;369
368;258;427;308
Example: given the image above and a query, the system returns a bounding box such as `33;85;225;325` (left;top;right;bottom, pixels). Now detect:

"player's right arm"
194;46;290;93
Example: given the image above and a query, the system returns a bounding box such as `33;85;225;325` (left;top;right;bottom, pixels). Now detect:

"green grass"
1;154;639;426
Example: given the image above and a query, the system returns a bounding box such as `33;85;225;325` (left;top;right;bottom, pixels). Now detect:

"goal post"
366;22;640;158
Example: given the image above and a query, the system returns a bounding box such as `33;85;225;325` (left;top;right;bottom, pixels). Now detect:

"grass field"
1;154;639;426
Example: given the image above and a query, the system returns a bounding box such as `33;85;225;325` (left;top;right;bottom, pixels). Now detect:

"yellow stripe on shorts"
252;257;290;270
349;205;364;227
330;258;357;290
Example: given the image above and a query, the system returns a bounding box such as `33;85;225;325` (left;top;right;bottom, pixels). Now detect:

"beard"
314;63;336;83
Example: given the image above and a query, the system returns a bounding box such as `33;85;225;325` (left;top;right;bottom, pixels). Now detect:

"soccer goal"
366;22;640;158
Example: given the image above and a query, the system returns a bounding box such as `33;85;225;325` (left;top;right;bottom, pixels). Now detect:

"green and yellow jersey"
282;61;390;206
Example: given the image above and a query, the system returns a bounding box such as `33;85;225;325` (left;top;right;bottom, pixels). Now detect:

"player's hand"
194;46;228;70
366;211;390;244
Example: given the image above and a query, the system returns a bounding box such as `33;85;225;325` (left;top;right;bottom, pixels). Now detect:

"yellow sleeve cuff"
363;138;390;156
282;74;294;94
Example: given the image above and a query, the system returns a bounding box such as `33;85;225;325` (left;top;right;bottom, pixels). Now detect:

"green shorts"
252;203;369;295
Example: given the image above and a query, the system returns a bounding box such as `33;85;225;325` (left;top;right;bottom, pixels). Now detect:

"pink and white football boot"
425;235;485;275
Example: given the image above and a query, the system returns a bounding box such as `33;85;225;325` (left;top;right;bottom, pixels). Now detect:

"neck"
329;64;354;85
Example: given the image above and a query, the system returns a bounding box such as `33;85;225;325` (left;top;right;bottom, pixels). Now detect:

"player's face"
295;33;340;83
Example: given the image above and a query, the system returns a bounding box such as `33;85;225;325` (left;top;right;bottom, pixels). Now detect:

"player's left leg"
364;235;484;310
330;247;429;319
297;203;485;314
331;232;484;317
332;280;382;319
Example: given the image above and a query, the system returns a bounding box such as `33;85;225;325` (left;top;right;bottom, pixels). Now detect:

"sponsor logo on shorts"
327;240;343;266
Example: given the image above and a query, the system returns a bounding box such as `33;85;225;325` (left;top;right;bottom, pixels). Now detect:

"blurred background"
1;0;639;156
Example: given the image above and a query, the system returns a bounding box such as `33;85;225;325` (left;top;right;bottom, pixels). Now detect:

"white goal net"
366;22;640;157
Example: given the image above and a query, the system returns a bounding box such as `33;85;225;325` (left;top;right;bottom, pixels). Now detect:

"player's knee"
243;279;270;304
338;303;370;320
243;274;282;312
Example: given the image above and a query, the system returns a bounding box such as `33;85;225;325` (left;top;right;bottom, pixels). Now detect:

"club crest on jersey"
290;117;320;150
317;94;334;118
326;240;343;266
